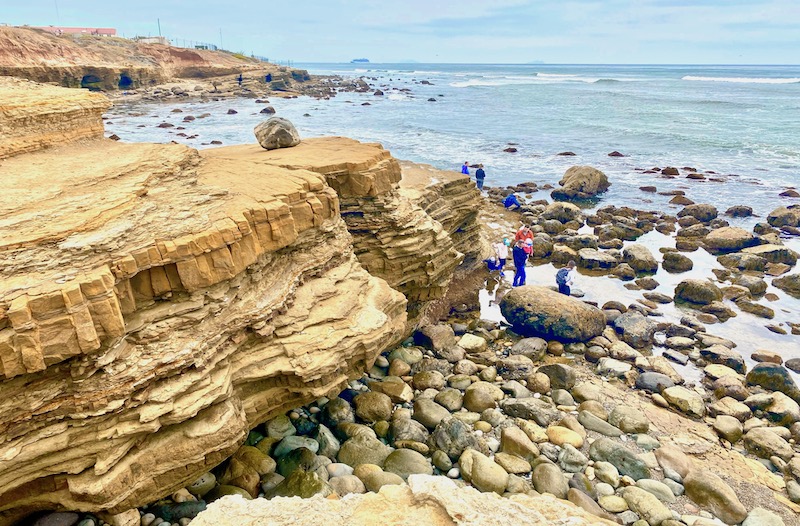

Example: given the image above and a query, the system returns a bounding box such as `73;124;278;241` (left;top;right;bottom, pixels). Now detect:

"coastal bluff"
0;80;482;523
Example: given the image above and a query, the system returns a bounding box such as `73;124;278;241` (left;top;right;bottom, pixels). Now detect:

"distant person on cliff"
461;162;470;175
237;73;243;86
556;260;577;295
475;164;486;190
265;73;272;83
512;240;528;287
503;193;522;210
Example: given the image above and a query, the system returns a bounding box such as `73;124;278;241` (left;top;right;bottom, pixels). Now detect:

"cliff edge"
0;80;484;524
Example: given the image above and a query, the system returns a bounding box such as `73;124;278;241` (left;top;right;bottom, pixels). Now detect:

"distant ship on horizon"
350;58;370;63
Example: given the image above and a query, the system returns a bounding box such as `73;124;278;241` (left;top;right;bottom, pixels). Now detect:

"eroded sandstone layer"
0;136;412;522
191;475;617;526
0;26;305;90
0;76;110;158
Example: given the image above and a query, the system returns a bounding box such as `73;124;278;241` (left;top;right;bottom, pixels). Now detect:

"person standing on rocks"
512;239;528;287
492;238;509;274
556;260;577;295
237;73;243;86
514;224;533;245
475;164;486;190
461;161;470;175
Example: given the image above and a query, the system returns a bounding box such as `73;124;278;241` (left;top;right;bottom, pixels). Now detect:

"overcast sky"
4;0;799;64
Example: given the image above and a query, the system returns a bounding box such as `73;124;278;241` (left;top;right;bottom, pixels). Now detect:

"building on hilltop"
133;36;171;46
30;26;117;36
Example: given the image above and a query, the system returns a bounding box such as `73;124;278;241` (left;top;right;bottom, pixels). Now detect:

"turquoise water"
107;63;800;218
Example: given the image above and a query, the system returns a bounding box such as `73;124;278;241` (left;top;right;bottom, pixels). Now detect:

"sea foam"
682;75;800;84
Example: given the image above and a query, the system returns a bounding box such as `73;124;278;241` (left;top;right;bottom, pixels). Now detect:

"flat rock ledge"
191;474;616;526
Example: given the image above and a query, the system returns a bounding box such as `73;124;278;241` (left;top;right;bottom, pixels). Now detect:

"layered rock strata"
0;27;305;90
0;135;410;522
0;77;110;159
191;475;616;526
248;138;482;323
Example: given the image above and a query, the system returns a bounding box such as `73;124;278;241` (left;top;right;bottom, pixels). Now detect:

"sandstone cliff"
0;77;110;159
0;26;306;90
0;81;484;523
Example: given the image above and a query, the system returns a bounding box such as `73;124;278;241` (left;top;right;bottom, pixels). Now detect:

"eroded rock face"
0;77;110;159
499;286;606;342
551;166;610;201
190;474;617;526
0;132;421;520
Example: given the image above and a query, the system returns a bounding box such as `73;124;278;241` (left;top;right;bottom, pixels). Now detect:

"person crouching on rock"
475;164;486;190
556;260;577;295
461;161;470;175
512;240;528;287
503;193;522;210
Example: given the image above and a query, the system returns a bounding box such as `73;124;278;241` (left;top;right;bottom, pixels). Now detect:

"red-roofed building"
32;26;117;36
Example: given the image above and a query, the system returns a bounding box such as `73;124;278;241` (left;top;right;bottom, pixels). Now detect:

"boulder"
623;244;658;273
675;279;722;305
459;449;509;494
767;205;800;227
578;248;619;270
589;437;651;480
254;117;301;150
541;202;582;223
703;227;758;253
428;417;484;460
532;463;569;499
677;204;718;222
662;252;693;273
551;165;610;200
683;470;748;525
662;386;705;417
742;244;799;265
743;427;794;461
499;286;606;343
622;486;672;526
612;310;657;348
746;363;800;403
773;273;800;297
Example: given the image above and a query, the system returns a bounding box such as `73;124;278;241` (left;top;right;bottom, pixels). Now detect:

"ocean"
108;63;800;219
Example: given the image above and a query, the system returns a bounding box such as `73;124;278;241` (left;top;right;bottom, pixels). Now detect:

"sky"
3;0;799;64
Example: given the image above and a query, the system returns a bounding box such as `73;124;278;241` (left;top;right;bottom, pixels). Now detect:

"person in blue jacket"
512;239;528;287
503;193;522;210
461;162;470;175
475;164;486;190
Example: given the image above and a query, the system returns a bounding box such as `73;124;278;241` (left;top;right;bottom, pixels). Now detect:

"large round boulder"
675;279;723;305
254;117;301;150
500;286;605;343
551;165;611;201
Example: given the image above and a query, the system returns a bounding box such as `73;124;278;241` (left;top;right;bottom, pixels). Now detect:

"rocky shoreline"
2;71;800;526
27;175;800;526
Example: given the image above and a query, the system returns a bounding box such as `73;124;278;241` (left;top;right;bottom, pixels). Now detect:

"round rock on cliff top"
499;286;606;342
254;117;301;150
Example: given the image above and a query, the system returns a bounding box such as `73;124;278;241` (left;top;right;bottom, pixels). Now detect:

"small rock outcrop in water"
254;117;301;150
499;286;606;342
551;165;610;201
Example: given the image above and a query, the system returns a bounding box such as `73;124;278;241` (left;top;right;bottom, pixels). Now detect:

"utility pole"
54;0;60;24
157;18;161;37
219;28;223;50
